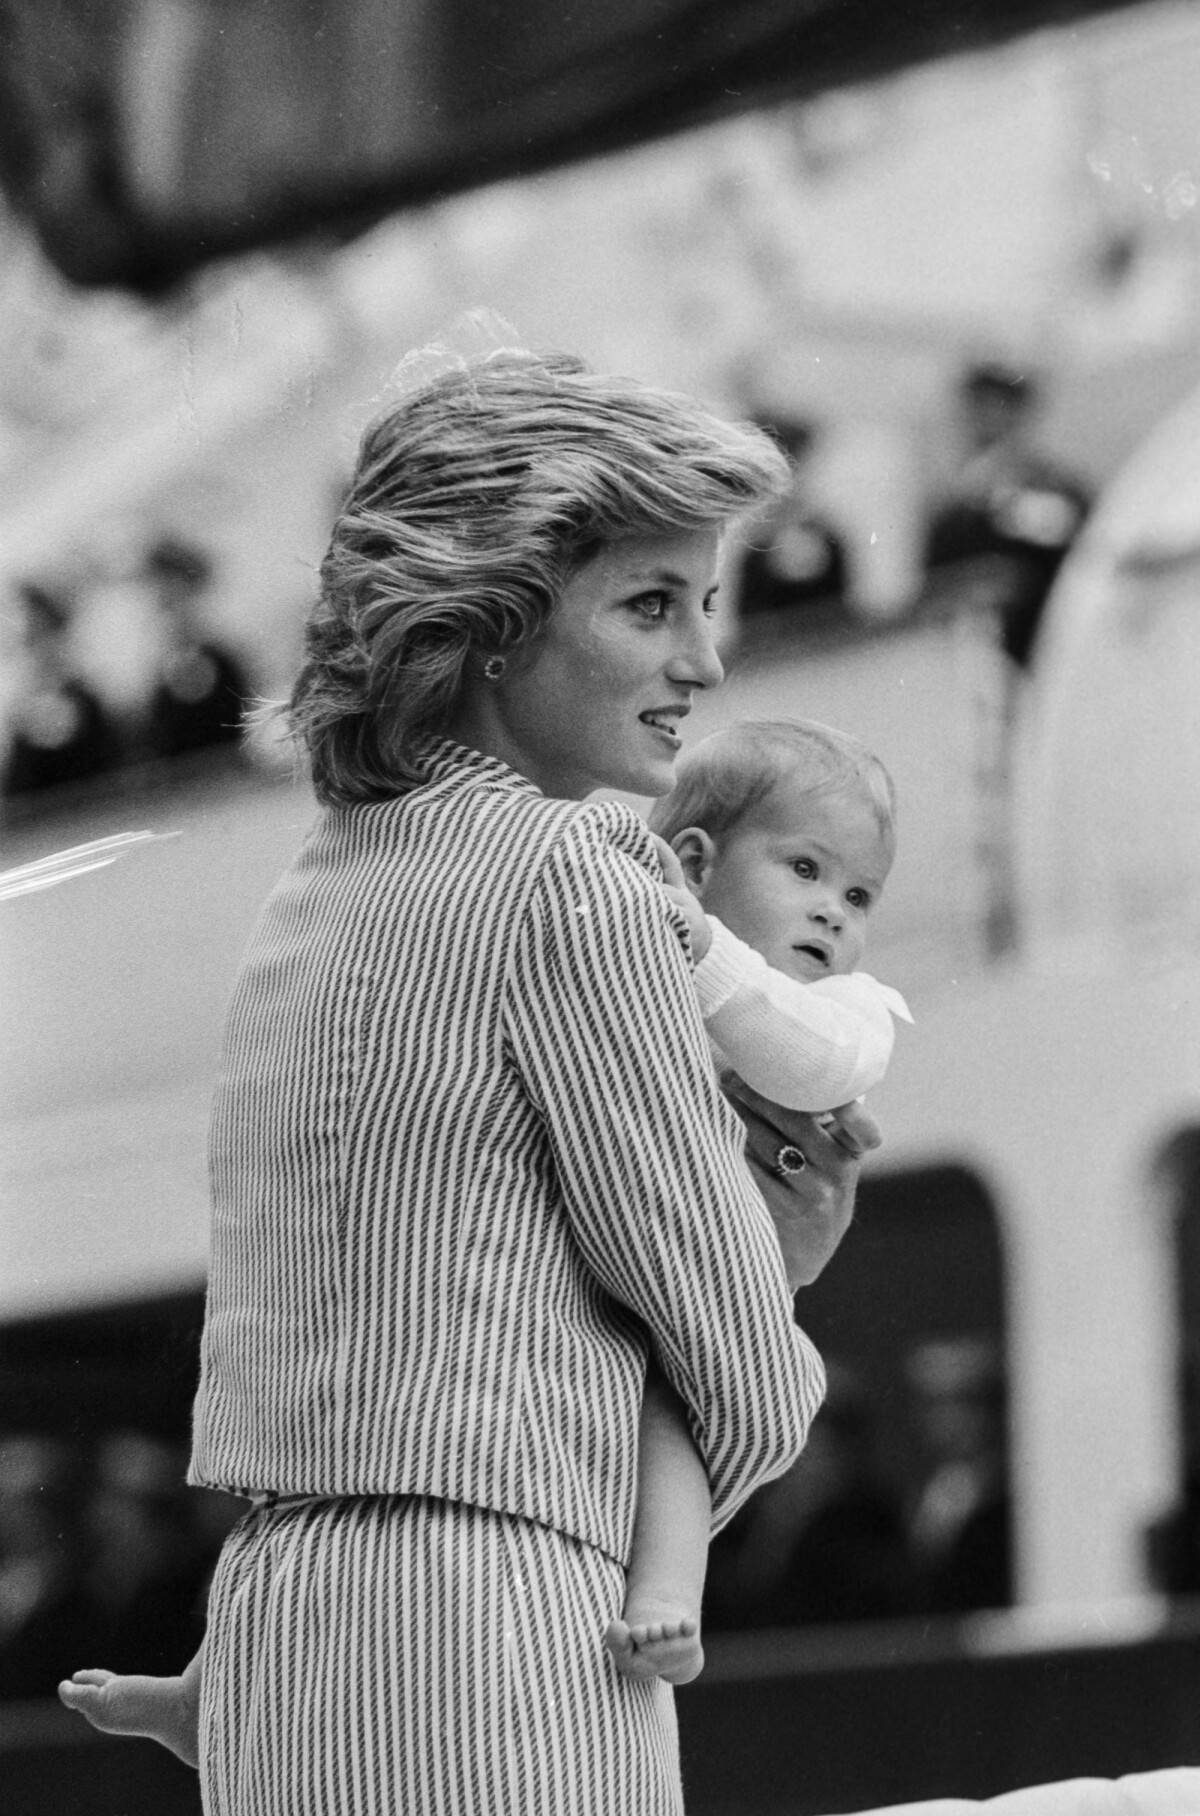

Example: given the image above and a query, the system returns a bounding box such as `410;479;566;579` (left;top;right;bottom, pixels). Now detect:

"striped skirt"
200;1493;683;1816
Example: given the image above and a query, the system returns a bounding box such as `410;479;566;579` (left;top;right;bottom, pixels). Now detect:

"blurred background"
1;1;1200;1811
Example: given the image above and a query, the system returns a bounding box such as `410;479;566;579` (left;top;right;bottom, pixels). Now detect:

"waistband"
248;1489;343;1514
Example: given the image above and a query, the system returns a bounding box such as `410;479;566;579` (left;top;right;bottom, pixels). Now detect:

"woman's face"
486;528;725;799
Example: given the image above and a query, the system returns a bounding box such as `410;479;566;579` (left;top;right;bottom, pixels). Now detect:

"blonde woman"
62;350;876;1814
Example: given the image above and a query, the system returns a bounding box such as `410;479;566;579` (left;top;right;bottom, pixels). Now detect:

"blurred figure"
904;1335;1013;1614
82;1431;208;1676
736;419;847;620
0;1434;87;1699
925;362;1091;669
705;1364;909;1630
924;364;1091;958
1;583;123;799
141;538;249;762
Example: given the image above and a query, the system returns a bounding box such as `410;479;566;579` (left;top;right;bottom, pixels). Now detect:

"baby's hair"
648;718;897;849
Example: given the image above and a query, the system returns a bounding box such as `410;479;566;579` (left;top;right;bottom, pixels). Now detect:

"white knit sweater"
692;914;912;1113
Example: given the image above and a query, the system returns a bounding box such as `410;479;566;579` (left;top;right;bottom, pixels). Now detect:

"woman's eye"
632;592;669;620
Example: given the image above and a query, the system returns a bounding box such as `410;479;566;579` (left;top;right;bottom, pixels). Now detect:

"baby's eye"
846;887;871;910
792;857;817;880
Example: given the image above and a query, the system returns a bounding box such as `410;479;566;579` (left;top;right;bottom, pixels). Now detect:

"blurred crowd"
0;358;1090;827
1;534;252;811
740;358;1091;672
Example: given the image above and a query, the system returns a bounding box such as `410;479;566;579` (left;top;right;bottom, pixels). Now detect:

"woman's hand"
722;1076;882;1291
651;834;712;962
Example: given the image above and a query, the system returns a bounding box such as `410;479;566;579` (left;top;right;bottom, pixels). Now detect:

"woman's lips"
639;710;684;748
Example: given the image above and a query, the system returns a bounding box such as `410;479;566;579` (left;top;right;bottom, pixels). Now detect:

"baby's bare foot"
604;1606;704;1685
58;1669;200;1769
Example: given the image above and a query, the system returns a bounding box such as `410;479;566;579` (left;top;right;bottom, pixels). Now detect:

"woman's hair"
289;348;790;804
648;718;897;848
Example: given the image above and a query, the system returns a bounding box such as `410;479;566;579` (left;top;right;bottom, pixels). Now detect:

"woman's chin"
612;757;680;799
576;744;679;799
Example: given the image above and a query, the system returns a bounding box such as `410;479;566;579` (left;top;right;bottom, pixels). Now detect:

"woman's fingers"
822;1099;884;1159
650;834;712;960
721;1076;814;1175
722;1077;879;1287
722;1077;882;1167
650;834;687;889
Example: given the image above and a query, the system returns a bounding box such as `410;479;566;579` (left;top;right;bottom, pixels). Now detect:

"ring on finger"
773;1142;807;1177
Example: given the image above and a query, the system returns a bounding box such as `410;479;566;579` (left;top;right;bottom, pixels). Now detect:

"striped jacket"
189;741;825;1560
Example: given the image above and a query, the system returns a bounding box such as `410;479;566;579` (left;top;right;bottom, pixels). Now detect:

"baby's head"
649;719;896;983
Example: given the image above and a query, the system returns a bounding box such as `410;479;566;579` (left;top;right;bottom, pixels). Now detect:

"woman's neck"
443;692;583;801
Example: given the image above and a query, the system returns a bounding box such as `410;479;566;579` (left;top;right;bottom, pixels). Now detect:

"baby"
604;716;909;1686
60;716;908;1754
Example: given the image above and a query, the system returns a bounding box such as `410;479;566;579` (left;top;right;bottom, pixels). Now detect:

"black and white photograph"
2;3;1199;1812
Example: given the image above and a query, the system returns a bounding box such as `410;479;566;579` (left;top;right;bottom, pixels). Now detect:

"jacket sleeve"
503;803;825;1530
694;915;913;1111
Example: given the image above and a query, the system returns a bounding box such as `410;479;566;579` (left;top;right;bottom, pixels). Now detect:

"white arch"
1015;382;1200;971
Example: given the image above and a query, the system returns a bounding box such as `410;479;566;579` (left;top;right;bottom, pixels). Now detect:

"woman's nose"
667;614;724;690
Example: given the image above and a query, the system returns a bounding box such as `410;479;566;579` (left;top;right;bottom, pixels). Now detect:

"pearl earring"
483;655;506;682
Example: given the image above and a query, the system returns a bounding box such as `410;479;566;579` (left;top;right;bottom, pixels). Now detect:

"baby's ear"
672;827;717;896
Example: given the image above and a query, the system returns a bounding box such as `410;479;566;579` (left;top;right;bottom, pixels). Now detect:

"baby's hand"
651;834;712;963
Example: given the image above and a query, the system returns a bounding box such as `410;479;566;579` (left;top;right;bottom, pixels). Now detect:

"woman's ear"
673;827;717;897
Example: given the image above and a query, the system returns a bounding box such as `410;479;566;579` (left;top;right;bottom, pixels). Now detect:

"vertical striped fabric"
202;1494;682;1816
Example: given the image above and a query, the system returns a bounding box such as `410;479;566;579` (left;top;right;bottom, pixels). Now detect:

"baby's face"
699;779;893;983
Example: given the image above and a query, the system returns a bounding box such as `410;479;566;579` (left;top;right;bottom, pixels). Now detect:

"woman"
187;349;874;1814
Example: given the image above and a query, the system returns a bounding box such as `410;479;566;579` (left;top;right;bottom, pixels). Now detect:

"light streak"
0;830;182;901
